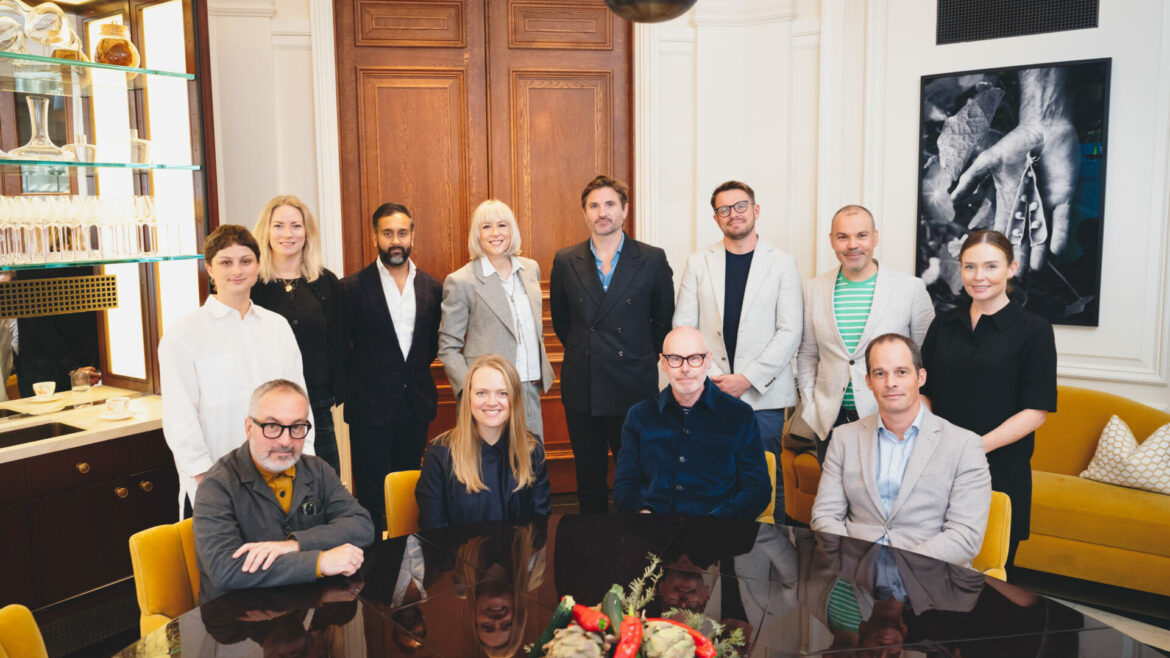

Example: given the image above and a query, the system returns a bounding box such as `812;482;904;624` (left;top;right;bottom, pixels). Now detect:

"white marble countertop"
0;386;162;464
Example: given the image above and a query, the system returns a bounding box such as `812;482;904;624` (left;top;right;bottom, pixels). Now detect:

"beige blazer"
810;407;991;567
673;239;803;410
438;257;554;396
796;264;934;439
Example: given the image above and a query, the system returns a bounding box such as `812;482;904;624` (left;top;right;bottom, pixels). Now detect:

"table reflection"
116;515;1159;658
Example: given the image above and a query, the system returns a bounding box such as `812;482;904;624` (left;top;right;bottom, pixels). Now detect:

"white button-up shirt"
379;259;417;359
479;256;541;382
158;296;312;516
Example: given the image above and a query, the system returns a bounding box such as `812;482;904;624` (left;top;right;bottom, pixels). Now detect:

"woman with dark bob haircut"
415;354;550;529
159;224;313;516
921;229;1057;572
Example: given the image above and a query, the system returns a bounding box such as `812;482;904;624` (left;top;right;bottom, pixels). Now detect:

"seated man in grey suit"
194;379;375;603
810;333;990;566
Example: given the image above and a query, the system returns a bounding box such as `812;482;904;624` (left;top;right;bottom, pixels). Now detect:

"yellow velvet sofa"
1015;385;1170;596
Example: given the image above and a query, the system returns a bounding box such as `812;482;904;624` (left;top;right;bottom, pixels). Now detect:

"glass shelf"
0;50;193;97
0;253;203;272
0;158;200;172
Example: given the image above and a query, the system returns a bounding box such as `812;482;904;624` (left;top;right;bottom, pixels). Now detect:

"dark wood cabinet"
0;429;178;610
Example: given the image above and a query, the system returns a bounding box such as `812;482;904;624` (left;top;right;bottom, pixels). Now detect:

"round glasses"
715;200;752;218
662;353;708;368
250;418;312;440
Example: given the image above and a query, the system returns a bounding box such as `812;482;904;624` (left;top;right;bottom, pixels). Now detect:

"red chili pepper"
647;618;716;658
613;615;643;658
571;604;610;633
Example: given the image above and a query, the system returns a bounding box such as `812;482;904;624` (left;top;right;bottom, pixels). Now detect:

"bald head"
663;326;707;355
830;204;876;233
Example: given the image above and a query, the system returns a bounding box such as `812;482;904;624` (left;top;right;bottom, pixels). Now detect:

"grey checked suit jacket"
797;264;934;439
673;239;803;410
810;407;991;567
437;257;554;396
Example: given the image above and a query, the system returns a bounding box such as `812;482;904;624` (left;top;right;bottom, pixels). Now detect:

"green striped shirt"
834;270;876;410
826;578;862;633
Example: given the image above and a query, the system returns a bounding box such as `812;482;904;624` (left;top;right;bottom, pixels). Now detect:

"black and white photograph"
916;58;1111;326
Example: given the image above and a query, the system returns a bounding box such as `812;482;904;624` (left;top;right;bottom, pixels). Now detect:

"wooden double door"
334;0;633;492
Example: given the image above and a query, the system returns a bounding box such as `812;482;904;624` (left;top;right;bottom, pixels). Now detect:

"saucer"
30;394;62;403
100;410;134;421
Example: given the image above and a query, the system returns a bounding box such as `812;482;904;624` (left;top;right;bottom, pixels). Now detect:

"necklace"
275;276;300;293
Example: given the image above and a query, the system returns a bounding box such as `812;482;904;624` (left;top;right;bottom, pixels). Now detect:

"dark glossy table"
114;514;1162;657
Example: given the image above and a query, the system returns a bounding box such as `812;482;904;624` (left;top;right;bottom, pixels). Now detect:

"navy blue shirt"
415;431;551;529
722;250;754;370
613;378;770;520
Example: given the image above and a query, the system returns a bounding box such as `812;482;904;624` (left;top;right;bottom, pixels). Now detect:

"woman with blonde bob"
438;200;554;440
251;195;347;473
415;354;551;530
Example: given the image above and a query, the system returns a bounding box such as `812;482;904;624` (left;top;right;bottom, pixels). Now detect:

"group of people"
164;173;1056;604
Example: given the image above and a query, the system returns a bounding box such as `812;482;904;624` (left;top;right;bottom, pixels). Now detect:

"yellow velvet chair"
0;604;48;658
128;517;200;638
973;491;1011;581
385;470;422;538
755;451;779;524
781;448;821;525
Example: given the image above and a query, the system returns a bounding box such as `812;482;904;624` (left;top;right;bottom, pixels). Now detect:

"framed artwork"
916;58;1110;326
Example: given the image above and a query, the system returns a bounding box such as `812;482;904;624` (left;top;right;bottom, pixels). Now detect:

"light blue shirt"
874;403;926;543
874;545;909;605
589;232;625;292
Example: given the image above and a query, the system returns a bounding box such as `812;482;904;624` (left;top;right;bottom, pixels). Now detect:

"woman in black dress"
921;230;1057;569
415;354;551;530
251;195;346;473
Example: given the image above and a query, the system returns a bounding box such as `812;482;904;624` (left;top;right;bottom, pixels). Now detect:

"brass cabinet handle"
114;486;129;499
76;462;90;474
139;480;153;493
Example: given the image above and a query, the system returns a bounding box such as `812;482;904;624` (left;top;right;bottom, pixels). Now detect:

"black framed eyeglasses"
715;200;752;218
250;418;312;440
662;353;708;368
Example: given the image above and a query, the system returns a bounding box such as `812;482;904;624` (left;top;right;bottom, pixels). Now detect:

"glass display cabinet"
0;0;215;396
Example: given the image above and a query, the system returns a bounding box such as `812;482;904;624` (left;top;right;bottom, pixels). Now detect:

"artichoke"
542;624;605;658
643;620;695;658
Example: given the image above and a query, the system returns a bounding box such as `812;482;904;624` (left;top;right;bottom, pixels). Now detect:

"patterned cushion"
1080;415;1170;495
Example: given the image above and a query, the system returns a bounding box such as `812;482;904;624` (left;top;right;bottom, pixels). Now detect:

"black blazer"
251;268;348;403
549;235;674;416
340;262;442;427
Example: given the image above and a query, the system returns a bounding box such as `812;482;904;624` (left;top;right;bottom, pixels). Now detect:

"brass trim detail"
0;274;119;318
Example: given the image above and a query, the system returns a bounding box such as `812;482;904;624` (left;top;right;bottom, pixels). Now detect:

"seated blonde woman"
415;355;551;529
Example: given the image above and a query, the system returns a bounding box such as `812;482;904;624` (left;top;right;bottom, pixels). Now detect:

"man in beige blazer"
674;180;803;515
438;201;554;439
797;205;934;463
811;334;990;567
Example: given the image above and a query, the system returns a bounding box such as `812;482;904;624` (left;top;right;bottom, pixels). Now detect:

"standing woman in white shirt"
438;200;554;440
159;225;312;517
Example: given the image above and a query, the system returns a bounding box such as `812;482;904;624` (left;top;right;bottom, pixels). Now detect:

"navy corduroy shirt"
613;378;770;519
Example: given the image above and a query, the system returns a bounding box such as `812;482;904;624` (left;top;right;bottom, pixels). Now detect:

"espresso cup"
32;381;55;399
105;396;130;415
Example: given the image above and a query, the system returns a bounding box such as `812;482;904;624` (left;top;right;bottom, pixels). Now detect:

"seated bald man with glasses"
613;326;771;520
194;379;374;603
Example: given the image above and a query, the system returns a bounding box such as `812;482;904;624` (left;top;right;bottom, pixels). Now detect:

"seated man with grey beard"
194;379;374;603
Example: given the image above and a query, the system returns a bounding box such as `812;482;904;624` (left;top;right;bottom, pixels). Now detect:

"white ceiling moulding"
207;0;276;19
309;0;344;273
692;0;796;28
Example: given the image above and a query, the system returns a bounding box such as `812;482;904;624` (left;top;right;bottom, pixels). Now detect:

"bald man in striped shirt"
796;205;935;463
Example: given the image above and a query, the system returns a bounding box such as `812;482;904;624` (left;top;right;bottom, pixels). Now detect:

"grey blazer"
673;239;803;410
796;264;934;439
193;443;375;604
438;257;554;395
810;407;991;567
